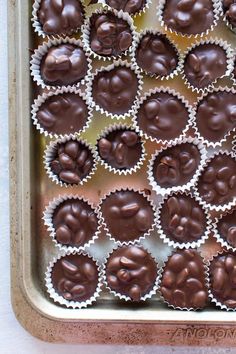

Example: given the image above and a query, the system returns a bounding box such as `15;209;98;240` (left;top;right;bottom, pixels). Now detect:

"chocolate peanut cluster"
217;209;236;248
105;0;147;15
223;0;236;28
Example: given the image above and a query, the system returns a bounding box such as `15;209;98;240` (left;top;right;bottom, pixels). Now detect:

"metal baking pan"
9;0;236;345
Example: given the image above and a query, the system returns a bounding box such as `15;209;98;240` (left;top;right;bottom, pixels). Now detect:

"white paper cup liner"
212;206;236;252
99;0;152;18
45;250;103;309
233;134;236;157
87;59;143;119
147;136;207;196
31;86;93;139
44;134;97;187
30;37;92;90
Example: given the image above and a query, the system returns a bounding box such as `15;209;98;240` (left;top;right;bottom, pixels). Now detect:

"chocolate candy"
106;245;158;301
89;12;133;57
160;193;207;244
152;143;201;188
218;210;236;248
209;252;236;309
101;189;155;243
197;153;236;206
38;0;84;35
92;66;139;115
50;139;94;184
162;0;214;35
195;90;236;143
234;56;236;81
105;0;147;15
37;93;89;136
97;127;143;170
136;91;189;141
160;249;208;309
184;43;227;89
40;44;88;86
223;0;236;28
135;33;178;77
51;254;99;302
52;199;98;247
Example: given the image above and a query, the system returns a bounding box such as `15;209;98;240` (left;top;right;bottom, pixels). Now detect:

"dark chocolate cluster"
105;0;147;15
223;0;236;28
218;210;236;248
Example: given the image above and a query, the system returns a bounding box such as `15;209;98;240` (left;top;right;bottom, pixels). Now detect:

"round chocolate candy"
217;209;236;249
105;245;158;301
223;0;236;28
105;0;147;15
160;249;208;309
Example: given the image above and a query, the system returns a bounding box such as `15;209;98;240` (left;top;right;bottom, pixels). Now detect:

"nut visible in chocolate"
223;0;236;28
105;0;147;15
218;209;236;248
105;245;158;301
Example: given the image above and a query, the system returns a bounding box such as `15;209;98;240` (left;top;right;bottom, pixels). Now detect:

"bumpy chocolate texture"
137;92;189;141
105;0;147;15
106;246;157;301
136;33;178;76
160;194;207;243
52;254;99;302
92;67;138;115
223;0;236;28
210;252;236;308
197;154;236;205
218;210;236;248
153;143;200;188
101;190;154;242
196;91;236;143
53;199;98;247
50;140;94;184
163;0;214;35
38;0;84;35
37;93;88;135
40;44;88;86
89;13;133;57
184;44;227;89
160;249;208;309
98;128;142;170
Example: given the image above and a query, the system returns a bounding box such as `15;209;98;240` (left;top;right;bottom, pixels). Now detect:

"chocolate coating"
153;143;201;188
89;12;133;57
50;139;94;184
135;33;178;77
160;249;208;309
197;154;236;206
51;254;99;302
163;0;214;35
234;56;236;81
37;93;89;135
40;44;88;86
101;190;154;242
52;199;98;247
106;246;158;301
184;44;227;89
210;252;236;309
196;91;236;143
223;0;236;28
98;128;142;170
92;66;138;115
218;210;236;248
38;0;84;35
160;194;207;243
137;92;189;141
105;0;147;15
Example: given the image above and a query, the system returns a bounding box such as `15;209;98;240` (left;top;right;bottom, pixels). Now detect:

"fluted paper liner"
99;0;152;18
212;206;236;252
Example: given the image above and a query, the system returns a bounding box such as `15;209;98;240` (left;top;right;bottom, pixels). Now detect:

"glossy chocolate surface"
163;0;214;35
184;44;227;88
106;246;157;301
38;0;84;35
137;92;189;141
210;252;236;308
89;12;133;57
218;209;236;248
92;66;138;115
195;91;236;142
52;254;99;302
101;190;154;242
98;128;142;170
197;154;236;205
50;139;94;184
52;199;98;247
135;33;178;76
37;93;89;135
153;143;200;188
160;249;208;309
105;0;147;14
40;44;88;86
223;0;236;28
160;194;207;243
